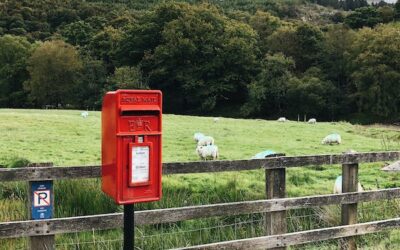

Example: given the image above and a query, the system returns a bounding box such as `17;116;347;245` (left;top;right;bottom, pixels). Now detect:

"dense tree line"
0;0;399;122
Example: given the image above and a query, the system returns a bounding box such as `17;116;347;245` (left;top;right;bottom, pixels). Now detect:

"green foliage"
249;11;282;53
77;57;108;109
0;35;33;107
344;6;383;29
25;40;83;107
320;25;356;118
0;0;399;123
287;67;337;119
59;21;95;46
267;23;324;72
137;3;259;112
395;0;400;19
378;6;396;23
350;24;400;121
5;157;30;168
88;26;122;67
242;53;295;117
108;66;148;90
314;0;368;10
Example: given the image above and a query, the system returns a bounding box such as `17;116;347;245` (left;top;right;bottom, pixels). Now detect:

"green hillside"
1;109;399;165
0;109;399;249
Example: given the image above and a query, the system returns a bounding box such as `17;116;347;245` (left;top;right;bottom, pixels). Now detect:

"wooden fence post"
27;163;55;250
265;168;286;250
341;161;359;250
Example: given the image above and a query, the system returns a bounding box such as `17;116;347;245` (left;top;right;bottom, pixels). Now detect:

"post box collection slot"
120;110;160;116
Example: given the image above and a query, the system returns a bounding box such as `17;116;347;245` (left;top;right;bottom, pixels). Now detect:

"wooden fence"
1;151;400;249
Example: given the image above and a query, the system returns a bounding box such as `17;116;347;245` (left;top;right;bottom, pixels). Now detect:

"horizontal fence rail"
1;188;400;239
0;151;399;182
177;217;400;250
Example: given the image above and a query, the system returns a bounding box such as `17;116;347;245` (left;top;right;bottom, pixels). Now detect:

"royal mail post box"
101;90;162;204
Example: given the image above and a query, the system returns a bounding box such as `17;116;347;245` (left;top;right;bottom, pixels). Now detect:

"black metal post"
124;204;135;250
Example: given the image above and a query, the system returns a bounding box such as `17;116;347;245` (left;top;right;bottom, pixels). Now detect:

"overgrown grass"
0;109;399;249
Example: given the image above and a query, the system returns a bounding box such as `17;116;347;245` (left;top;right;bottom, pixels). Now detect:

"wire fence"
51;200;400;250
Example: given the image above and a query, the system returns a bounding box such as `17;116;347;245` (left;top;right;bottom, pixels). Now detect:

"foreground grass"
0;109;399;249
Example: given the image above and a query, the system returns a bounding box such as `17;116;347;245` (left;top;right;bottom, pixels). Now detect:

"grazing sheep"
213;117;220;123
277;117;287;122
197;136;215;146
81;111;89;118
193;132;205;142
333;176;363;194
308;118;317;124
196;145;219;160
322;133;341;145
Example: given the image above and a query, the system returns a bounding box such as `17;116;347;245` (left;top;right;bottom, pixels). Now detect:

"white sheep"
81;111;89;118
197;136;215;146
333;176;363;194
277;117;287;122
308;118;317;124
193;132;205;142
322;133;341;145
196;145;219;160
213;117;220;123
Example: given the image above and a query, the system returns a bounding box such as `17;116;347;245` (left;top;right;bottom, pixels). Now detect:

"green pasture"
0;109;399;249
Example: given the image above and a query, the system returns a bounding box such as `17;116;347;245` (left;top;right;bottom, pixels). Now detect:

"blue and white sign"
31;181;53;220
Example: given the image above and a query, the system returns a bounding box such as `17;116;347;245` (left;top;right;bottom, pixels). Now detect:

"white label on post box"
131;146;150;183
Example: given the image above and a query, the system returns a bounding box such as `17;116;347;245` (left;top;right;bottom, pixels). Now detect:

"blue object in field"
252;150;277;159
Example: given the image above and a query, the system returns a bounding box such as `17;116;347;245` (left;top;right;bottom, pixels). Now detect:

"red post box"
101;90;162;204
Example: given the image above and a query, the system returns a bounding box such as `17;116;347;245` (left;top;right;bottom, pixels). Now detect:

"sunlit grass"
0;109;399;249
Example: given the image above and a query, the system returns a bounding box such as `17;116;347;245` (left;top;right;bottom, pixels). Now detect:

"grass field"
0;109;400;249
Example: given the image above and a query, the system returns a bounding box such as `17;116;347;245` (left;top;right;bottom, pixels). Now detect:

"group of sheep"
277;117;316;124
194;133;219;160
277;117;342;145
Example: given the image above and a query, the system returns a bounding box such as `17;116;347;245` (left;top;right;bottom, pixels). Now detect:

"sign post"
27;163;54;250
124;204;135;250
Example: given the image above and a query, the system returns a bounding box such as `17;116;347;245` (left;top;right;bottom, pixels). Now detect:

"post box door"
128;142;153;187
120;135;161;203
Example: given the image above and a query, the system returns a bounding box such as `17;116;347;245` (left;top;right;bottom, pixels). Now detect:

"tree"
60;21;95;47
249;11;282;53
321;25;356;117
88;26;122;69
350;24;400;120
114;2;190;66
344;7;382;29
107;66;147;90
25;40;82;107
242;53;295;117
394;0;400;20
341;0;368;10
378;6;395;23
77;58;108;109
138;3;259;113
0;35;33;107
287;67;337;119
267;23;324;72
